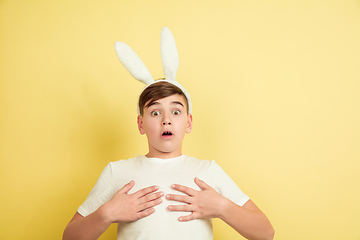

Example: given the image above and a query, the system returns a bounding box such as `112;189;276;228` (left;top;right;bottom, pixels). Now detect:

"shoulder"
109;155;142;166
104;155;144;174
183;155;219;171
184;156;233;179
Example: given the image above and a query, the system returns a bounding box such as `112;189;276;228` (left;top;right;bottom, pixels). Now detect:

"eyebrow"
172;101;184;107
146;101;184;108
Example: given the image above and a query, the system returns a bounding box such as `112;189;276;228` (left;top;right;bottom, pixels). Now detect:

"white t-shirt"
78;155;249;240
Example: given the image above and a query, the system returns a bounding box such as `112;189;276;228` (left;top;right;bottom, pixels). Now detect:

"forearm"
62;206;111;240
219;200;274;240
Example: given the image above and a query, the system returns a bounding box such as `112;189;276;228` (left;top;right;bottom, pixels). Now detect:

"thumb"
194;177;212;190
118;180;135;194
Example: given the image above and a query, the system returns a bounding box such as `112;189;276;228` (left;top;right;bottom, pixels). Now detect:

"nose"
162;113;172;125
162;119;171;125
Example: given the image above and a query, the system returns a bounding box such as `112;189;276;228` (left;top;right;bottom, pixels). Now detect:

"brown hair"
138;81;189;116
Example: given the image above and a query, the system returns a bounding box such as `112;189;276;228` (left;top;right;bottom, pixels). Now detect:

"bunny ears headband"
114;27;192;114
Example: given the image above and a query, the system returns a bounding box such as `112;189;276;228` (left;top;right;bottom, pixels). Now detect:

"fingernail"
179;217;183;221
166;194;170;199
168;205;172;210
155;186;159;190
159;192;164;196
171;184;176;188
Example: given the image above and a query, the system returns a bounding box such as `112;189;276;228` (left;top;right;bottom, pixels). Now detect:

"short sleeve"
77;163;115;217
211;160;250;206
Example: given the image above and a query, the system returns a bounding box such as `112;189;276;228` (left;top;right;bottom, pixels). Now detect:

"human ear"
186;114;193;134
137;115;146;135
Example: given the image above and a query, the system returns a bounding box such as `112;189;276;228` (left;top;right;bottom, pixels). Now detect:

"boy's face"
137;94;193;159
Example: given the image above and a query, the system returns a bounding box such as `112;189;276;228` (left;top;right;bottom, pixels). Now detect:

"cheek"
143;119;158;133
176;118;189;131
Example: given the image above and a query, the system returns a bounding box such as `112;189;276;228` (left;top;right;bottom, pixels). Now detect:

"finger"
139;191;164;204
134;185;160;198
166;194;193;204
167;204;194;212
178;212;198;222
137;207;155;219
117;180;135;194
171;184;198;196
138;198;163;212
194;177;213;191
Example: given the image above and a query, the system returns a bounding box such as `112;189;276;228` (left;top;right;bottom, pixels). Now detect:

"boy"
63;28;274;240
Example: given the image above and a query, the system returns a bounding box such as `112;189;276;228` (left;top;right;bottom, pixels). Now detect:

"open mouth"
162;131;173;136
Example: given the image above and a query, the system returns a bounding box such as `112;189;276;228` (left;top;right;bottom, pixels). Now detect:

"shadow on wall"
29;75;134;238
65;77;135;186
22;189;118;239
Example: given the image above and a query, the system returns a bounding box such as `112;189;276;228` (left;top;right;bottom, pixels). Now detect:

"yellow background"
1;0;359;239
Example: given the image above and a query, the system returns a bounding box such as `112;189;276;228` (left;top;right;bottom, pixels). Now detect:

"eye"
172;110;181;115
151;110;160;116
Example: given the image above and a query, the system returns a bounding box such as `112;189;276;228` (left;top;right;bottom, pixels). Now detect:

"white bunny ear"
160;27;179;81
115;41;154;85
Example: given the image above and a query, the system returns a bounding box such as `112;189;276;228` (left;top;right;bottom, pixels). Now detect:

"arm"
62;210;110;240
220;198;274;240
166;177;274;240
63;180;164;240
